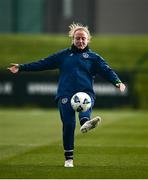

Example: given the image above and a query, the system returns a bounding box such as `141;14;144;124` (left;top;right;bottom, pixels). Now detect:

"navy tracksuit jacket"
19;45;122;156
19;45;121;99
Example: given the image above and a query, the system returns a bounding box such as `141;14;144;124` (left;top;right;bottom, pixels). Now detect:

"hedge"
0;34;148;109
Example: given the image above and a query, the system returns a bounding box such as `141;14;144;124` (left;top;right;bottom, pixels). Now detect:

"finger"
10;63;19;66
7;67;14;71
120;84;126;92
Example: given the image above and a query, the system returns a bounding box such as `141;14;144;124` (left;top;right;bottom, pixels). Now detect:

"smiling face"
72;30;89;50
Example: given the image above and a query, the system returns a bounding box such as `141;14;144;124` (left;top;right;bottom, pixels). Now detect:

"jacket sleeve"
19;51;62;72
94;55;122;86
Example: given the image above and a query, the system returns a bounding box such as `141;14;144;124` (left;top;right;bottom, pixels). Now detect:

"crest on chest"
82;53;89;59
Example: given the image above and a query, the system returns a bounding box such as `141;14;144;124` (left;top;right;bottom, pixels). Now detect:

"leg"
79;108;92;126
79;96;101;133
58;97;75;166
79;95;94;126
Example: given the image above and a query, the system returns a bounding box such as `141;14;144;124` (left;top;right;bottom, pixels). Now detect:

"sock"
80;117;89;126
64;150;74;160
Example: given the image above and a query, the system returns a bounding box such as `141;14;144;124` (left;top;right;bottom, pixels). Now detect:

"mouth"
78;44;85;49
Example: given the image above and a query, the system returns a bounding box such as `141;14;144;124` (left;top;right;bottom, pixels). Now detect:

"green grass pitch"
0;109;148;178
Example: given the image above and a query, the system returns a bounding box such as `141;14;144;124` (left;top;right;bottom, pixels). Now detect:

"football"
71;92;92;112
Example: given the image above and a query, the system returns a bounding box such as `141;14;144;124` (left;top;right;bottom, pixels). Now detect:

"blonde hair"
69;22;91;40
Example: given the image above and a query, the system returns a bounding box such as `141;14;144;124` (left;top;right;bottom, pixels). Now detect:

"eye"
76;37;80;40
82;37;86;41
75;37;86;41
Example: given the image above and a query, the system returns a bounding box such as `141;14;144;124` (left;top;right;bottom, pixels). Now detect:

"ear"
87;35;91;42
86;39;90;45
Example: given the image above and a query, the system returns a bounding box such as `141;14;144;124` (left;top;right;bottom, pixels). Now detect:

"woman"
8;23;126;167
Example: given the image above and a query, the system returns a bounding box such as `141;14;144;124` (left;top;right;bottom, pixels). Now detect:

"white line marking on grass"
0;143;48;147
0;144;148;148
77;144;148;148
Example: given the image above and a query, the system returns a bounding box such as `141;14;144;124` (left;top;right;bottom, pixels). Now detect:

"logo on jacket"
70;53;73;56
82;53;89;59
61;98;68;104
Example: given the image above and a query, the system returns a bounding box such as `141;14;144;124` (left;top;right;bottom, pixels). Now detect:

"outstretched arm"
95;56;126;92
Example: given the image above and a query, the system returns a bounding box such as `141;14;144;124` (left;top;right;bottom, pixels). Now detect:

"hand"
116;83;126;92
7;63;19;73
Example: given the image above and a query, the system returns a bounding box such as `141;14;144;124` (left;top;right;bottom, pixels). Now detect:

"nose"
79;38;83;42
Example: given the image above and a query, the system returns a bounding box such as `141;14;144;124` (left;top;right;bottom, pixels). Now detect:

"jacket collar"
70;44;90;53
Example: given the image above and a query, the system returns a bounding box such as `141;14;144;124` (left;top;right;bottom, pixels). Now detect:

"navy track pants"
58;96;94;152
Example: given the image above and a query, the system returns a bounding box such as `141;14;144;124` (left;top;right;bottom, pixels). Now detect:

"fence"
0;71;132;108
